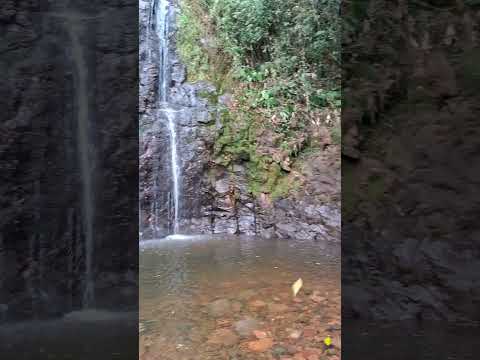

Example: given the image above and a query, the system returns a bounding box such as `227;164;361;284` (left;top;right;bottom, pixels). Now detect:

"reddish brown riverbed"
140;235;341;360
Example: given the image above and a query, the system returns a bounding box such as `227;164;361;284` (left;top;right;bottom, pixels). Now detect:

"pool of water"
0;310;138;360
140;235;341;360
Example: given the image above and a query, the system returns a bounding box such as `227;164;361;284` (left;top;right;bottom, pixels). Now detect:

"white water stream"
68;20;95;308
50;10;97;307
155;0;180;233
164;109;180;233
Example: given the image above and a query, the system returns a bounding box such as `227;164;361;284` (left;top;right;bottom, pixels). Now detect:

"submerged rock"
207;299;232;318
234;317;260;337
207;328;239;346
268;303;289;314
247;338;274;352
237;290;256;301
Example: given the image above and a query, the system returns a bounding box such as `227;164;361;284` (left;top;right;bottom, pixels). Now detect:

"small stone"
254;330;268;339
293;354;306;360
144;339;153;348
247;338;274;352
231;301;243;312
303;288;313;296
327;320;340;328
207;329;239;346
249;300;267;309
221;281;235;288
289;330;303;340
302;349;320;359
234;317;260;337
214;179;230;194
310;291;326;303
237;289;256;300
272;345;288;357
208;299;232;318
303;328;317;338
297;314;310;323
268;303;289;313
285;344;298;355
216;319;231;327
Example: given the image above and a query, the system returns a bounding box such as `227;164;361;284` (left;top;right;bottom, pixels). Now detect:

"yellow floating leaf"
291;278;303;297
324;336;332;347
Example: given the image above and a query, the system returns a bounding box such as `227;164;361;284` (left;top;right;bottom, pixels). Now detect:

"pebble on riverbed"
234;317;261;338
207;299;232;317
141;279;340;360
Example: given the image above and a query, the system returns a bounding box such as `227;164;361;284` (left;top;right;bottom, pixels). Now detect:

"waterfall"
155;0;181;234
57;13;95;308
69;21;95;308
157;0;170;104
165;109;180;233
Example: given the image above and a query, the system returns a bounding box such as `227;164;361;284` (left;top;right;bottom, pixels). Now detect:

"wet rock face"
201;144;341;241
139;0;216;238
0;1;79;322
1;1;138;322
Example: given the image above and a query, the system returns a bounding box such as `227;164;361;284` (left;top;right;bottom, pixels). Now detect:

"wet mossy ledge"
177;0;341;200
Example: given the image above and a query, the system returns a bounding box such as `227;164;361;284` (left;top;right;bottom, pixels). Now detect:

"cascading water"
164;109;180;233
155;0;181;234
157;0;170;105
141;0;211;239
60;13;95;308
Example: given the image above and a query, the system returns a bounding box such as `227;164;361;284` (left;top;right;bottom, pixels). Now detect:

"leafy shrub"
177;0;341;197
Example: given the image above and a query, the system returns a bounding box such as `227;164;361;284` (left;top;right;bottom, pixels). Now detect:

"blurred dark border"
0;0;138;358
342;0;480;358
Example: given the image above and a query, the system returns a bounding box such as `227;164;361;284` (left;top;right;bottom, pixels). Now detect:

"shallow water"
140;235;341;360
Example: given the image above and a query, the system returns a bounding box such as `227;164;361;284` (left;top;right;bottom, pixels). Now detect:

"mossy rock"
198;89;220;105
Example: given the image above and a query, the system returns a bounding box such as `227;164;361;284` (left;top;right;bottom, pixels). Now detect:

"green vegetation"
177;0;341;198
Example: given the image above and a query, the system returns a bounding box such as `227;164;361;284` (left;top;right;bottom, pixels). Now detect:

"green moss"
245;155;299;198
198;89;220;105
214;105;302;199
214;109;254;167
247;161;277;196
271;174;299;199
